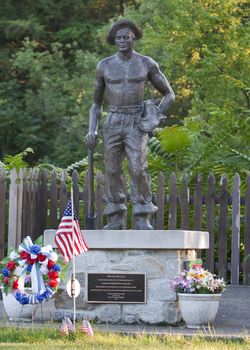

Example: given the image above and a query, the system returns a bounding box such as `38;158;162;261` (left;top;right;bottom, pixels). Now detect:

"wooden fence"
0;167;250;285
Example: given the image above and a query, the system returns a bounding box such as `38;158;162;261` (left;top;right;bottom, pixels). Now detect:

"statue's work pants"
102;106;156;216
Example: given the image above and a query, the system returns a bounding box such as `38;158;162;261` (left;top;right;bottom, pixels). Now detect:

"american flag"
81;318;94;336
65;315;74;332
60;319;69;336
55;200;89;262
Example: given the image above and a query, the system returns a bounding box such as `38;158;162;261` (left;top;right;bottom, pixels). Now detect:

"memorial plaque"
87;273;146;303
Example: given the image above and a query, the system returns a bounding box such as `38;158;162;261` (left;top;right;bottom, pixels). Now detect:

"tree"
0;1;136;165
0;39;100;166
122;0;250;186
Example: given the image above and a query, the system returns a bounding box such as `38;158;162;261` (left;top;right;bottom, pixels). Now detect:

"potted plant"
172;262;226;329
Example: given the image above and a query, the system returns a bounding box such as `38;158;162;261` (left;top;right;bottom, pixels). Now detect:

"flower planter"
178;293;221;329
2;288;39;322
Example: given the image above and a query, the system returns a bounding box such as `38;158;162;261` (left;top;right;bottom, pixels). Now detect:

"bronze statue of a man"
86;19;175;230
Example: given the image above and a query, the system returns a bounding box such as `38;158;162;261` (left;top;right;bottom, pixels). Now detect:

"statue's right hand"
85;131;98;150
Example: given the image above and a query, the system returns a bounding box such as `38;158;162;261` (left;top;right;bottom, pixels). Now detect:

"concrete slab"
0;310;249;340
215;285;250;328
44;229;209;249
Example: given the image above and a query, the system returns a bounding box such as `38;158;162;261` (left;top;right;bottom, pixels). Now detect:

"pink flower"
192;264;202;269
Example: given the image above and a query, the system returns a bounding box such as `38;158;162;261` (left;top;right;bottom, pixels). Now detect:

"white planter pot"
2;289;39;322
178;293;221;329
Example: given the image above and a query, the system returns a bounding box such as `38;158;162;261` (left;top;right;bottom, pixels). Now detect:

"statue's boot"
134;213;153;230
104;211;125;230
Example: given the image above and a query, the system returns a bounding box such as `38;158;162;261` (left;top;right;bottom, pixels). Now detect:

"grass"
0;327;249;350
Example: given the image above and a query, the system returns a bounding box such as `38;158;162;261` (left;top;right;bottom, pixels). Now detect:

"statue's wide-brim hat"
106;19;143;45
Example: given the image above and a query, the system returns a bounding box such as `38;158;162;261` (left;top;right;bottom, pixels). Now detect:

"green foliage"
34;235;44;246
158;127;193;153
0;0;134;166
0;38;100;166
2;147;34;171
121;0;250;186
148;104;250;190
0;0;249;180
125;0;249;116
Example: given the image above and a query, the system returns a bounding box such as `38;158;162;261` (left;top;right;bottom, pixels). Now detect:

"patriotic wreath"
0;236;63;304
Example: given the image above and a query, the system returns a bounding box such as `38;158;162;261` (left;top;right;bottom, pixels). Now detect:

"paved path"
1;286;249;339
0;301;249;339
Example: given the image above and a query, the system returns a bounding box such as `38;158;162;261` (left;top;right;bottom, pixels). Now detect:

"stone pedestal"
44;230;209;325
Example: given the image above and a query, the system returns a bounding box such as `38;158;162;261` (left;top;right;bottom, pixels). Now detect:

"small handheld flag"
60;318;69;336
81;318;94;336
65;315;74;332
55;200;89;262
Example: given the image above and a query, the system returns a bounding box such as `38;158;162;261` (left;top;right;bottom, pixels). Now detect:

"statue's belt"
108;105;143;114
107;102;165;133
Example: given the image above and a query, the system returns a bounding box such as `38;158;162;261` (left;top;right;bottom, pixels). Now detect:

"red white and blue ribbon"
12;236;60;304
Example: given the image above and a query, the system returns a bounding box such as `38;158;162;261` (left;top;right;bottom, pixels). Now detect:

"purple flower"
24;276;31;286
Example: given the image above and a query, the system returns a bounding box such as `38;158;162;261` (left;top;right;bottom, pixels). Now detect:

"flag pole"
71;187;76;332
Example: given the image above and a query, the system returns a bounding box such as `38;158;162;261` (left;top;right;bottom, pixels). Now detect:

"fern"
148;136;170;159
2;148;34;171
66;157;88;173
148;104;250;190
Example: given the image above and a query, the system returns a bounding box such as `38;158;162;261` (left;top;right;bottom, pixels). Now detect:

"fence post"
193;174;202;258
0;168;6;259
83;171;89;228
181;175;189;230
193;174;202;231
26;169;32;236
8;168;18;250
72;170;80;215
244;174;250;284
231;173;241;285
218;174;228;280
168;172;177;229
60;170;68;218
30;169;38;241
156;172;165;229
206;173;215;272
36;169;48;239
50;170;58;228
16;168;24;246
21;168;28;240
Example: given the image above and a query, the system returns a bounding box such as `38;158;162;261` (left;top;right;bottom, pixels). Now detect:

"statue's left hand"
85;131;98;150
